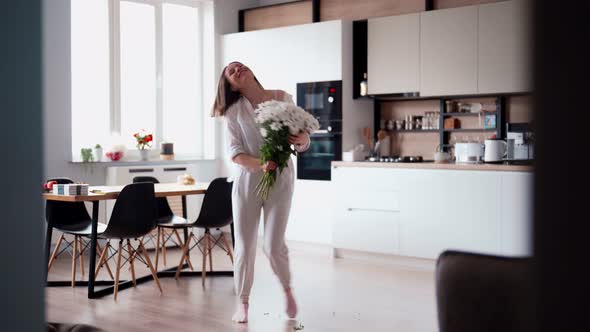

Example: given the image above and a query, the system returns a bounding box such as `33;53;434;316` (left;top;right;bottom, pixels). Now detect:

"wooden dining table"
43;182;234;299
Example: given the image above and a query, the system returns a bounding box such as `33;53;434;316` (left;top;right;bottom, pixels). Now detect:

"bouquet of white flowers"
254;100;319;199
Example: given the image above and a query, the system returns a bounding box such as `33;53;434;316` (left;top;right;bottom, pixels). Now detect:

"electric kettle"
483;139;507;163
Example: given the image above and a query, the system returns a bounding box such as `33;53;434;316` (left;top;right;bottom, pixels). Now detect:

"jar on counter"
386;120;394;131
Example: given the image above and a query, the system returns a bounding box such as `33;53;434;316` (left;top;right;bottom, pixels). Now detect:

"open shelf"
443;112;482;117
443;128;496;132
390;129;439;133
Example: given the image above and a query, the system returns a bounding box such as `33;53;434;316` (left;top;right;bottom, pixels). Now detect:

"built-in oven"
296;80;342;181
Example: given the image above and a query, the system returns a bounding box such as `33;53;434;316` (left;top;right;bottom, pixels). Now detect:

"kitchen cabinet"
399;169;499;258
499;172;533;256
332;166;532;259
420;6;478;96
332;167;401;254
367;13;420;95
478;0;532;93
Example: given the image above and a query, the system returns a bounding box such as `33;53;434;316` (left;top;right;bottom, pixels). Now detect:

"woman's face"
224;62;254;91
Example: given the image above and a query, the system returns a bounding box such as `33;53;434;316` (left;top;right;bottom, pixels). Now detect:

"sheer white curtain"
71;0;215;160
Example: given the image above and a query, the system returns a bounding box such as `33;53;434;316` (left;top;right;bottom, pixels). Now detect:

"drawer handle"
129;168;154;173
163;167;187;172
347;208;399;213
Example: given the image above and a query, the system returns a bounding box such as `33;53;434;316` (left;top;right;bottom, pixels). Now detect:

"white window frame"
73;0;214;160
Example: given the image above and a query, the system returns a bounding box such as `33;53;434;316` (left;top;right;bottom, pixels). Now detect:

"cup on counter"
434;144;451;163
434;151;451;163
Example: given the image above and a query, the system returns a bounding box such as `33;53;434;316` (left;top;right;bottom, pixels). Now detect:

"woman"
212;62;310;323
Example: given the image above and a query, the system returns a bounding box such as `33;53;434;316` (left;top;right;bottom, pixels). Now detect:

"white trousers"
232;167;294;304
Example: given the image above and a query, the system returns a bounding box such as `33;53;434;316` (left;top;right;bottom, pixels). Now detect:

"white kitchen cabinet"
367;13;420;95
334;208;400;254
332;166;532;260
499;172;533;256
399;169;499;259
420;6;478;96
332;166;402;254
478;0;532;93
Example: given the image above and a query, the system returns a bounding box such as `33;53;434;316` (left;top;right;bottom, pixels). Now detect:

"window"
71;0;215;160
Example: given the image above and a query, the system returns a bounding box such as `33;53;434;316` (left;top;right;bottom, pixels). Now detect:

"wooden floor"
46;241;437;332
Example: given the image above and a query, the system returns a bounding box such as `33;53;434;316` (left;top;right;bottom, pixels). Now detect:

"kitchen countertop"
332;161;533;172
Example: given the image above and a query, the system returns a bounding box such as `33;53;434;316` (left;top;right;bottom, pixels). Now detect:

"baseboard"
285;240;334;257
333;248;436;271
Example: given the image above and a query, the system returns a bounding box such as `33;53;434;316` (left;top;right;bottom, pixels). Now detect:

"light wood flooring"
46;240;437;332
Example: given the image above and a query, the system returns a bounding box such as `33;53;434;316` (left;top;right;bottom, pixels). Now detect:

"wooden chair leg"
202;235;209;287
155;227;161;270
78;237;85;277
47;233;65;272
220;232;234;265
161;230;167;267
71;235;78;287
114;240;123;300
175;233;193;280
139;240;163;294
207;232;213;272
173;229;184;248
96;242;114;280
95;242;110;281
127;239;136;287
172;229;194;270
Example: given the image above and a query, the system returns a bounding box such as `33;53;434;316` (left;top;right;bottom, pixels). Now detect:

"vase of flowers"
134;129;153;161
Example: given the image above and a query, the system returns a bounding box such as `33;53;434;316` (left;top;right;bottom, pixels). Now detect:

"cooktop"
366;156;430;163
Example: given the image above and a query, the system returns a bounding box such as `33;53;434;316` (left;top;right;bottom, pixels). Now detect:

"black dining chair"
93;182;162;300
132;176;190;269
158;177;233;286
46;177;113;286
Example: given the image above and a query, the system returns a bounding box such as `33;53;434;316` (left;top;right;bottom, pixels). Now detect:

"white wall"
222;20;344;97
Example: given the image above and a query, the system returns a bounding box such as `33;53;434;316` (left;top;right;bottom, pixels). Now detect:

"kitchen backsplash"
380;95;533;158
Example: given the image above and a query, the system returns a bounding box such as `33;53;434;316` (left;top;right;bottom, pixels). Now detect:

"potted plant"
93;144;103;162
80;147;94;174
133;129;153;161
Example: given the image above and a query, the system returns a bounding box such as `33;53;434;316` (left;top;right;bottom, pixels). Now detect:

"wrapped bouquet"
254;100;319;199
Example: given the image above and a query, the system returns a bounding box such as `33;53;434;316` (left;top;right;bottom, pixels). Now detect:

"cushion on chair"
436;250;535;332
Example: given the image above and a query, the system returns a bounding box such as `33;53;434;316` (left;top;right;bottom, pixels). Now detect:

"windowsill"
69;157;216;166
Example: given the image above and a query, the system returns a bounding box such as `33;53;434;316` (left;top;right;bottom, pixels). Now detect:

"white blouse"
224;91;310;170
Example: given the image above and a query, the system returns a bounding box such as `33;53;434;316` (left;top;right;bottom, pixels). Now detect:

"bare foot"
285;288;298;319
232;303;249;323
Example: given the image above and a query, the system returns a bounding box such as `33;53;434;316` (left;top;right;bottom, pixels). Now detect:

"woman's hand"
288;133;309;146
261;160;278;172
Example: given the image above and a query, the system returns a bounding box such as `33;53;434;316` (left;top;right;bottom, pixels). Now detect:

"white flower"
254;100;320;136
270;122;282;131
260;127;268;137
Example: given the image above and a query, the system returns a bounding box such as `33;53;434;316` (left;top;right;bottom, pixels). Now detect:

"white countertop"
332;161;533;172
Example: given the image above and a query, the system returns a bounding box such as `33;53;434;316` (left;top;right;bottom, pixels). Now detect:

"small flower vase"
93;147;103;162
139;149;149;161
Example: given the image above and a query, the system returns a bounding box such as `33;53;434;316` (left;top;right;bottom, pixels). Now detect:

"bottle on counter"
360;73;368;96
379;135;391;157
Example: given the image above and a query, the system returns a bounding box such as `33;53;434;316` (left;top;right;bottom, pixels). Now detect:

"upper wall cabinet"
478;0;532;94
367;13;420;95
420;6;478;97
